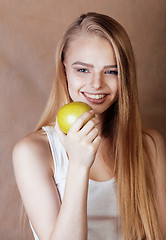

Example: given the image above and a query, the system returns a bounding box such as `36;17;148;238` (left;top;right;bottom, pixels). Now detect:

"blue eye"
105;70;118;75
77;68;89;73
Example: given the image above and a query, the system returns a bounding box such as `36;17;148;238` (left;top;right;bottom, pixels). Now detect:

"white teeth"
84;93;106;99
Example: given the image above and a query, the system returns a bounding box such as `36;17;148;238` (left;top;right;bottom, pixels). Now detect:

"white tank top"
30;126;122;240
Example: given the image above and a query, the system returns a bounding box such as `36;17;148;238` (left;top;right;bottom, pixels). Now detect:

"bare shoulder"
13;130;61;239
143;127;165;143
13;130;47;161
143;127;166;184
143;130;166;237
143;127;166;158
13;130;47;154
13;130;54;175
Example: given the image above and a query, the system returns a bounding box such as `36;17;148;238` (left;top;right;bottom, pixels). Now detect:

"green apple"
57;101;94;134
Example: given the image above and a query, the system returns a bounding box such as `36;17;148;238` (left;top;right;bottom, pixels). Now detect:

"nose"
90;72;103;89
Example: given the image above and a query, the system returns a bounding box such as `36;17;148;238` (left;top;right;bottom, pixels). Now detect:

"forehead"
64;33;117;65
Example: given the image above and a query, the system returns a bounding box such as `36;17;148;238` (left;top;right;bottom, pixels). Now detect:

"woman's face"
64;34;119;115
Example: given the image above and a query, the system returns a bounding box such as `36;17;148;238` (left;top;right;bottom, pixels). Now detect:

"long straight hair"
36;12;161;239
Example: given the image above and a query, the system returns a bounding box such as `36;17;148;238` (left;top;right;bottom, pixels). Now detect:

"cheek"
67;77;82;101
67;72;83;92
67;80;74;96
66;71;74;93
108;78;119;92
115;80;119;94
67;79;78;91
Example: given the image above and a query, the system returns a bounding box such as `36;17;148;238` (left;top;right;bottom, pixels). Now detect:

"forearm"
50;163;89;240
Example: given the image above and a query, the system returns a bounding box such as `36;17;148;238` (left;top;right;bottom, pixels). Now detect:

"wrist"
63;162;90;205
68;162;90;179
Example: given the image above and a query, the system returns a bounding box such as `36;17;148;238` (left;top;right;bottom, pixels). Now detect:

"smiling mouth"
82;92;108;104
83;92;107;99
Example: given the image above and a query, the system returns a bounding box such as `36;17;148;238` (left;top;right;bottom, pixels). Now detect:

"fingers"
86;126;99;142
56;110;101;151
92;135;102;152
55;111;101;168
93;135;101;146
67;111;100;144
68;110;95;133
79;117;99;135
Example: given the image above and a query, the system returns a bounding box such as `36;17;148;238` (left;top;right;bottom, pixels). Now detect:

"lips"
84;92;106;99
82;92;108;104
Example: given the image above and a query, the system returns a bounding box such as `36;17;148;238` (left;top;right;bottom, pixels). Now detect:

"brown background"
0;0;165;239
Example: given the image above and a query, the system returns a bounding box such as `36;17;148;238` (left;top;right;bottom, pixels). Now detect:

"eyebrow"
72;61;117;69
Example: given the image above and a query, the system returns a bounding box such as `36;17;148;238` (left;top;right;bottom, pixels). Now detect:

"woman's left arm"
146;128;166;238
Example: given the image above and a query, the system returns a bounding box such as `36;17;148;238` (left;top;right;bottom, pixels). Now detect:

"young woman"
13;12;166;240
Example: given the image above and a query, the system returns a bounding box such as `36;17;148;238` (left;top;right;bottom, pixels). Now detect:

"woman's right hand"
55;110;101;170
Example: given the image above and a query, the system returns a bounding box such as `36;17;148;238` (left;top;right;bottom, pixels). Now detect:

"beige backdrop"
0;0;165;239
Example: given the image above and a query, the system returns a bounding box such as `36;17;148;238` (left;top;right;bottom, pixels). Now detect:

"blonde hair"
36;12;161;239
